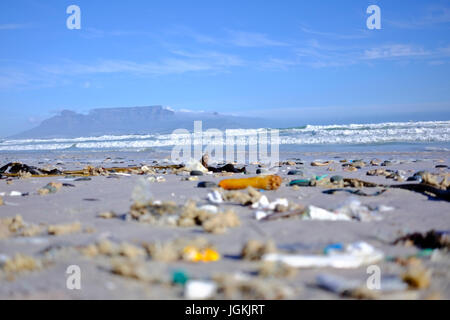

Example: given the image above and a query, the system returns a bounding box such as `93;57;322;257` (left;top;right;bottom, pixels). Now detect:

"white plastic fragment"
305;205;351;221
251;195;270;209
251;196;289;211
334;199;391;221
147;176;166;182
254;211;269;220
376;205;395;212
184;280;217;300
111;172;131;177
263;241;383;269
199;205;218;214
316;273;361;293
9;191;22;197
207;190;223;204
183;159;208;173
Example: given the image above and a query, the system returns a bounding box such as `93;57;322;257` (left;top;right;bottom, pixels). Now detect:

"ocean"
1;120;450;153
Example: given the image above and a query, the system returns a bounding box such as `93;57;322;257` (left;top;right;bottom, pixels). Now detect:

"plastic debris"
255;211;269;220
218;175;282;191
323;243;344;254
263;242;384;269
197;181;217;188
183;246;221;262
207;190;223;204
304;206;351;221
147;176;166;183
182;159;209;173
289;179;310;187
172;270;189;285
251;196;289;211
331;198;394;222
198;205;218;214
316;273;362;294
184;280;217;299
9;191;23;197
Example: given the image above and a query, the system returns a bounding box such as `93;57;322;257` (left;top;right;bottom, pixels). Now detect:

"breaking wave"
1;120;449;152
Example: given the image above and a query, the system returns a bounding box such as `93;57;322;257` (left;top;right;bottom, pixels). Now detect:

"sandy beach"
0;150;449;300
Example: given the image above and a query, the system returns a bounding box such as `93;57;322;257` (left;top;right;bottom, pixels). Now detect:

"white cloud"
363;44;429;60
226;30;288;47
0;24;27;30
387;6;450;29
40;50;243;77
300;26;369;40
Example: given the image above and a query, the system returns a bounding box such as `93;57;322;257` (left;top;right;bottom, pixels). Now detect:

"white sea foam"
1;121;449;151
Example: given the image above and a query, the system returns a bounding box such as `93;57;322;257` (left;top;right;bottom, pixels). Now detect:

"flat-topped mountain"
10;106;264;139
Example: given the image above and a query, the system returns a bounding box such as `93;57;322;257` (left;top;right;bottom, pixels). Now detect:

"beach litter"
197;181;217;188
332;199;393;222
143;238;220;263
251;196;289;211
178;159;209;174
263;241;384;268
185;280;217;299
147;176;166;183
38;182;63;195
218;175;282;191
207;190;223;204
304;206;351;221
9;191;24;197
323;188;387;197
183;246;221;262
172;270;189;286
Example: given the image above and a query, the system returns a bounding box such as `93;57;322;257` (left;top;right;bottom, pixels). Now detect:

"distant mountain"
10;106;267;139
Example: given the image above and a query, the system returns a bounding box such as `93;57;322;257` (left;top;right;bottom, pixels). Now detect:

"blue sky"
0;0;450;137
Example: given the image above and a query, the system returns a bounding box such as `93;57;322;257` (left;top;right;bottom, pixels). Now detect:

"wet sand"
0;150;449;300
